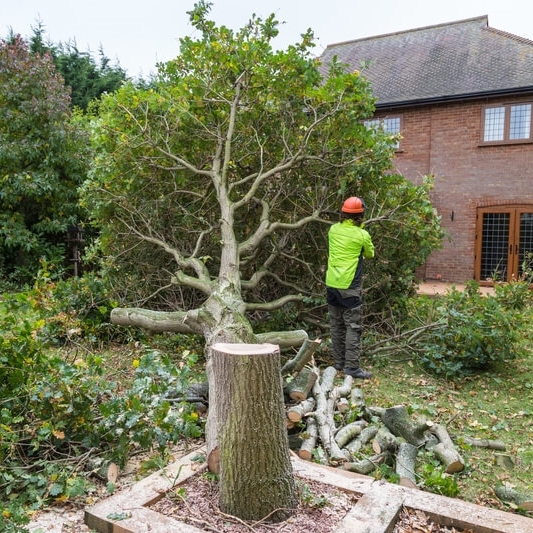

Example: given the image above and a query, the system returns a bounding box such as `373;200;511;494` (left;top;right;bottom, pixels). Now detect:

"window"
482;103;532;143
364;116;401;148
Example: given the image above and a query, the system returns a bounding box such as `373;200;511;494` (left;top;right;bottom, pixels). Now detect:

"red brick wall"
375;96;533;282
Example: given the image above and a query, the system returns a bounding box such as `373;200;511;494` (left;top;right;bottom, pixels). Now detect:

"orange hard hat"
341;196;366;213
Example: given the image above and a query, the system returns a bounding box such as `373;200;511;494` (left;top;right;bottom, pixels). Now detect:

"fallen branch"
494;484;533;511
462;437;506;451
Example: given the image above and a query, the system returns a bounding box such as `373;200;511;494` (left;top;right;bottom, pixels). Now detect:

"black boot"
345;367;372;379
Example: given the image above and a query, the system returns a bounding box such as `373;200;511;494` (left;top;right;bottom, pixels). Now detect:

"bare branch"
244;293;305;312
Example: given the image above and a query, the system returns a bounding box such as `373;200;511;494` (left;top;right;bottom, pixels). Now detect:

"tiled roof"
320;16;533;107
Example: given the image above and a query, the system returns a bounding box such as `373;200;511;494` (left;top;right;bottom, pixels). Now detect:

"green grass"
360;352;533;509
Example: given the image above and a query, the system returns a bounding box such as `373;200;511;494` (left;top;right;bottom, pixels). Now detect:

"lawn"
359;346;533;509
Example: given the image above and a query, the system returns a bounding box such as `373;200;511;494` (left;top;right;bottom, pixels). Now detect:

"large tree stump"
210;343;297;523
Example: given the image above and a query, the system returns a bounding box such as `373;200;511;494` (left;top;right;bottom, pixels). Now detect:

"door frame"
474;204;533;284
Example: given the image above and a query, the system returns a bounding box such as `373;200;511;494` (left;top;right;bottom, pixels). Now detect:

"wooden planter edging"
85;447;533;533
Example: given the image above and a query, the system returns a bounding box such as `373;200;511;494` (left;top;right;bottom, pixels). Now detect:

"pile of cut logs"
282;339;507;489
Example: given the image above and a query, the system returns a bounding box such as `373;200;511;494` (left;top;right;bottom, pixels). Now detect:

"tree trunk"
209;343;297;523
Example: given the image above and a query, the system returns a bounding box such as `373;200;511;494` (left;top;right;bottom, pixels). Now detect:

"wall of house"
376;96;533;282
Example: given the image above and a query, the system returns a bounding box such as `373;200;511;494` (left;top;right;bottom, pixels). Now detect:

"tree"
0;35;90;283
27;22;128;110
82;1;442;521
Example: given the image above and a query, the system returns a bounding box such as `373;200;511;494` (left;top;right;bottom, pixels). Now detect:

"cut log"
326;375;353;417
344;452;392;475
309;373;349;464
88;458;119;483
462;437;506;451
396;442;418;488
286;397;316;423
345;425;379;456
494;453;514;469
335;420;367;449
350;387;366;414
320;366;338;394
494;484;533;511
284;366;318;402
433;442;465;473
380;405;430;447
429;423;465;473
298;417;318;461
336;397;350;413
281;339;321;377
372;426;398;454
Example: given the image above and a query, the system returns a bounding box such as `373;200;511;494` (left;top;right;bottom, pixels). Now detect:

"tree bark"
210;343;297;523
396;442;418;488
380;405;431;447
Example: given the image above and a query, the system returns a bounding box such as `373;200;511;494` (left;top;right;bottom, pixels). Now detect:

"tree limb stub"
281;338;321;376
255;329;308;350
110;307;197;334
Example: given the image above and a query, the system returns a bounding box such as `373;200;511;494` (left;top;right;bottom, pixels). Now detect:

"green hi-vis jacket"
326;219;375;289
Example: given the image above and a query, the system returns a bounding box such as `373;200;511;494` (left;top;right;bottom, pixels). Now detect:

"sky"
3;0;533;78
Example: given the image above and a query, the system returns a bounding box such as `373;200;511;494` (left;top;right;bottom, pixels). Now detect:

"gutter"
375;85;533;111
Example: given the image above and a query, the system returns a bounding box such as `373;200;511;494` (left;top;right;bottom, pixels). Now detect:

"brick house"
320;16;533;284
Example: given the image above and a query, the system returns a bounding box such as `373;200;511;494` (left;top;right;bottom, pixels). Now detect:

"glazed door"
475;206;533;282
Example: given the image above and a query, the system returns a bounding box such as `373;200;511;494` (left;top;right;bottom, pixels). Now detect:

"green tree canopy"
0;35;90;283
27;22;128;110
83;1;443;339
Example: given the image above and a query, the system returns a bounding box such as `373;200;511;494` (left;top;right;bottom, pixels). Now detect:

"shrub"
0;288;204;528
409;280;530;378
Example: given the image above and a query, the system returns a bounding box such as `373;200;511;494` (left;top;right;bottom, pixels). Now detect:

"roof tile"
320;16;533;105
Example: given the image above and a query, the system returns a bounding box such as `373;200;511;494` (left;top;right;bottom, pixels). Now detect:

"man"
326;196;374;379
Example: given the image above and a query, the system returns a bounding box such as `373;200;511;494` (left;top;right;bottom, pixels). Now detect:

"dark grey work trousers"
327;287;363;370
